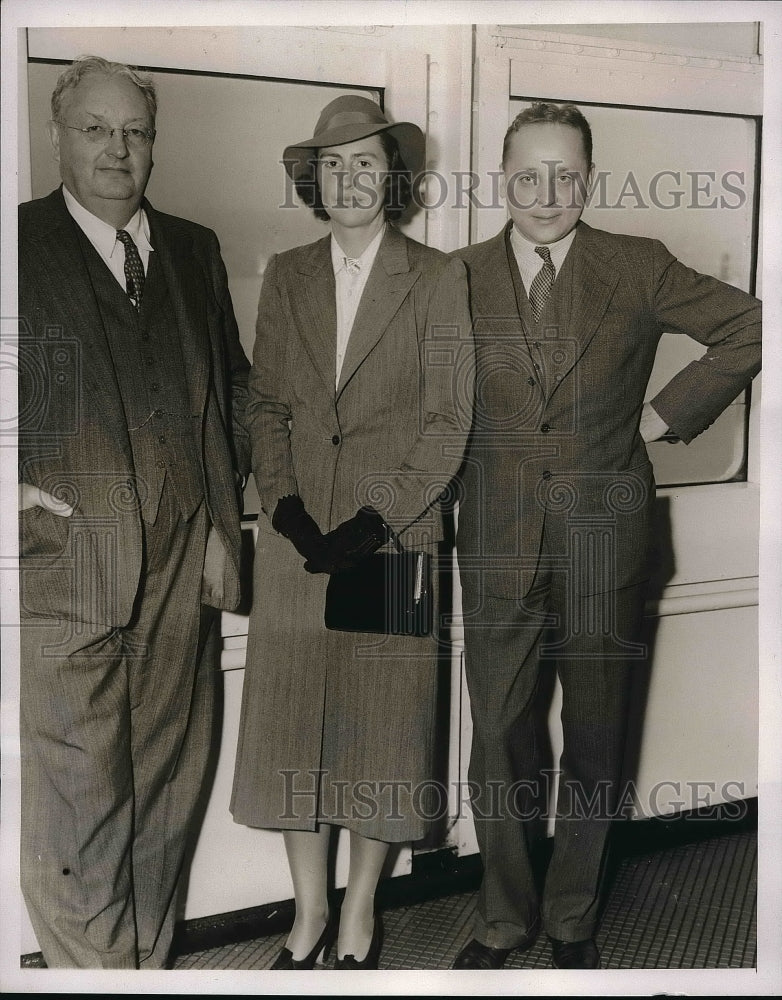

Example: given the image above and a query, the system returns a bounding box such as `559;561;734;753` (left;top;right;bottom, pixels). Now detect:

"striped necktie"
116;229;145;309
529;245;555;321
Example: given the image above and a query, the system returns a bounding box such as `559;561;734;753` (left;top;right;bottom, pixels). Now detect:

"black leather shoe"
452;920;539;970
452;939;511;969
271;913;337;970
334;915;383;970
548;936;600;969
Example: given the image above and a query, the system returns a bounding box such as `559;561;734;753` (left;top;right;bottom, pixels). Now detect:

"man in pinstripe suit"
17;56;249;968
452;102;761;970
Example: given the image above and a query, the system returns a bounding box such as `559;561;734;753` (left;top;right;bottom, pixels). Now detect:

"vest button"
150;382;160;392
527;377;536;386
158;435;166;444
332;435;340;446
542;470;552;480
533;341;541;349
541;423;551;433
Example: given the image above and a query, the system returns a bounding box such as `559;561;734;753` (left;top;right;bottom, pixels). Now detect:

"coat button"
527;376;536;386
541;423;551;433
542;470;552;480
332;435;340;446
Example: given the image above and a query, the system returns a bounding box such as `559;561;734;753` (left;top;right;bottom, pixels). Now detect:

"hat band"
318;109;388;134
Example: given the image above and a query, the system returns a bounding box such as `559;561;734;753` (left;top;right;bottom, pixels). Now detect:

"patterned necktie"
116;229;145;308
529;245;555;321
344;257;361;276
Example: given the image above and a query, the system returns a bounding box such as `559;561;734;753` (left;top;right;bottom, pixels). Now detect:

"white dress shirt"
509;221;668;436
62;185;153;291
331;224;386;387
509;222;577;296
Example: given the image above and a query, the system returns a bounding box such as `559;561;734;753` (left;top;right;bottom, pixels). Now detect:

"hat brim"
283;120;425;181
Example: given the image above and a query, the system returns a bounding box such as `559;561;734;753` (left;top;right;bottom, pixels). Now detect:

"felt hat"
282;94;425;180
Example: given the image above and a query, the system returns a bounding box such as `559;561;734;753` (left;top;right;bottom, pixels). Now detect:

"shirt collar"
331;223;386;276
62;185;153;258
509;222;577;274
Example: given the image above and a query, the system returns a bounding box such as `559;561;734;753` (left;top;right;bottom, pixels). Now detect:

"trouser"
20;487;216;968
462;537;647;947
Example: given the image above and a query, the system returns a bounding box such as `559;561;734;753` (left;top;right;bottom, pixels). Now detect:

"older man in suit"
451;102;761;970
17;56;250;968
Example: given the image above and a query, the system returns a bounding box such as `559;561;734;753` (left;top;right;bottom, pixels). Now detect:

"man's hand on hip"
201;524;228;607
19;483;74;516
640;403;670;444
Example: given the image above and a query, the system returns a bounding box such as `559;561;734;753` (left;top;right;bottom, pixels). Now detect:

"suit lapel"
468;225;526;342
289;237;338;393
145;203;211;414
337;226;419;398
551;222;621;389
30;191;132;444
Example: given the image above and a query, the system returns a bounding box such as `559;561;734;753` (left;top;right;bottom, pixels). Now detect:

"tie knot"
534;245;553;266
116;229;133;246
344;257;361;276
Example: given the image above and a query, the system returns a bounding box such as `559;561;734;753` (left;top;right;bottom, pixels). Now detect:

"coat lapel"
336;226;419;398
289;236;338;393
469;225;527;342
29;190;132;446
145;202;211;414
551;222;621;389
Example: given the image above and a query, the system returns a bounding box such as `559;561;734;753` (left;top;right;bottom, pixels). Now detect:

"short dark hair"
294;131;413;222
502;102;592;168
51;54;157;123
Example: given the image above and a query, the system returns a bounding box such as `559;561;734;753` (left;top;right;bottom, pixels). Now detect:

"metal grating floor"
173;826;756;971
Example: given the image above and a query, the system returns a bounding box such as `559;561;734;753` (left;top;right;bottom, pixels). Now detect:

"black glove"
305;506;390;574
271;495;331;572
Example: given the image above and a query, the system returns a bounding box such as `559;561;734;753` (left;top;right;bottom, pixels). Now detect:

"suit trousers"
461;524;647;946
20;483;215;968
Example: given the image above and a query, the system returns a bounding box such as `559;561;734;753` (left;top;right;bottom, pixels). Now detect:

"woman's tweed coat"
231;225;474;841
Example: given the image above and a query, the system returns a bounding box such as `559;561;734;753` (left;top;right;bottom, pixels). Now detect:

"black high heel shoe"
334;915;383;970
271;912;338;970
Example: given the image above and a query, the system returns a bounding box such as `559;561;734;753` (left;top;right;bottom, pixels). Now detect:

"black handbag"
324;534;433;637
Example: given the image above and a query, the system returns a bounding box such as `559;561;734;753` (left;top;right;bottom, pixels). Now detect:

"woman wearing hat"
230;95;473;969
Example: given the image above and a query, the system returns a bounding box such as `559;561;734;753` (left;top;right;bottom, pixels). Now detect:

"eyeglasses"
52;121;156;147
